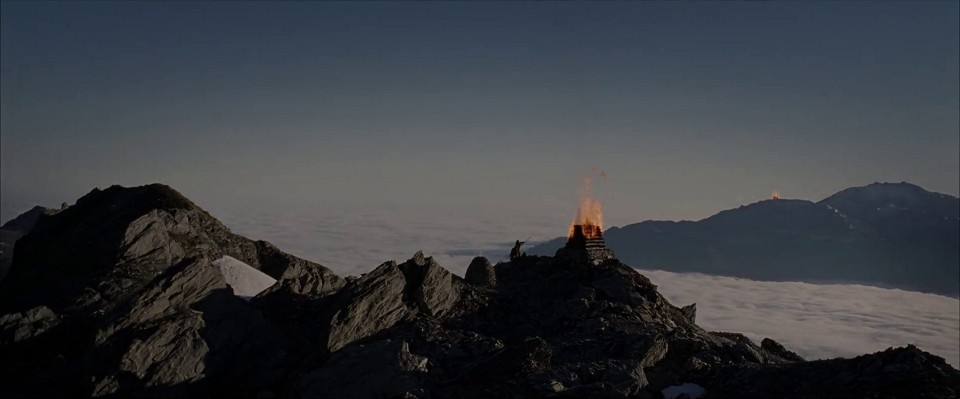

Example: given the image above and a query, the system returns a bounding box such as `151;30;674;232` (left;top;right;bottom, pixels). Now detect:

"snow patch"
662;383;706;399
212;255;276;300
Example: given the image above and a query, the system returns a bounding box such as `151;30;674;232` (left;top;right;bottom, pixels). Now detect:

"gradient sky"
2;1;958;226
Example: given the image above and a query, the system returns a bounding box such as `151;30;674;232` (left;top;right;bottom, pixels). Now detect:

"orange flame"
569;176;604;239
772;191;781;200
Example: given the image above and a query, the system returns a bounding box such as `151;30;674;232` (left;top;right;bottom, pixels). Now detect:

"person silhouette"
510;239;525;261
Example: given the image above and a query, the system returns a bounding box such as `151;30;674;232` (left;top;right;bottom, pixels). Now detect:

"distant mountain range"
530;182;960;296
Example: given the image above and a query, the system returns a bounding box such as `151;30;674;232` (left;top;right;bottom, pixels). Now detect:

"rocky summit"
0;184;957;399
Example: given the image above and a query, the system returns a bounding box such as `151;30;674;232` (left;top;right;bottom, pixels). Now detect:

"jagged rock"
299;340;429;399
0;305;60;345
260;259;344;299
680;303;696;324
735;341;766;364
761;337;804;362
325;261;414;353
254;240;343;292
602;360;649;396
324;255;463;352
639;337;669;368
412;257;460;317
412;250;426;265
684;356;708;371
0;184;321;397
90;256;287;396
464;256;496;287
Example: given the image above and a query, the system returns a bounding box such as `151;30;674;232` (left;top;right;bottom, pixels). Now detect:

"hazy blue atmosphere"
2;1;958;227
1;2;959;378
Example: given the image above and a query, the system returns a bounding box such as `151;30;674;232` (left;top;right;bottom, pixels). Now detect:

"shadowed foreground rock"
0;184;957;398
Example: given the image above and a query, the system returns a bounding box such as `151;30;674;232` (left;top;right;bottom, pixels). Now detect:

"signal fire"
569;176;604;240
558;174;615;264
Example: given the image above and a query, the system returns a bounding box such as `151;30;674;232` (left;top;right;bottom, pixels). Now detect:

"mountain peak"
820;181;959;224
819;181;956;205
79;183;197;213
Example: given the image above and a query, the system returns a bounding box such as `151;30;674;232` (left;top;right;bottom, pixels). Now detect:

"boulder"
0;305;60;345
465;256;496;287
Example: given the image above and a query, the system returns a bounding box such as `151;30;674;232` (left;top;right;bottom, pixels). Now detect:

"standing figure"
510;239;525;261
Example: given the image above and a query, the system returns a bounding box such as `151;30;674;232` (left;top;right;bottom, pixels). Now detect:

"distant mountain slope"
0;206;55;282
530;182;960;296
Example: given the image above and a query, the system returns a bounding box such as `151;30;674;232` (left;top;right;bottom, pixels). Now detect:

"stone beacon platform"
555;224;615;265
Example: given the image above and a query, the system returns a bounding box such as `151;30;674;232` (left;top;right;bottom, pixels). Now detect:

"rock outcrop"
322;253;462;352
1;183;957;398
0;184;340;397
464;256;496;287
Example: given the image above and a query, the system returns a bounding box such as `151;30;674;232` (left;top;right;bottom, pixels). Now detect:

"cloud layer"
641;269;959;368
208;204;566;277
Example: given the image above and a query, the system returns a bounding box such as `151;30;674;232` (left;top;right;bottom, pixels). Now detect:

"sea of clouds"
205;204;960;368
2;200;957;367
642;269;959;368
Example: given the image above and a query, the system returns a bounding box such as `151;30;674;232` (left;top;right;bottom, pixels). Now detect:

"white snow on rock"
662;383;706;399
212;255;276;300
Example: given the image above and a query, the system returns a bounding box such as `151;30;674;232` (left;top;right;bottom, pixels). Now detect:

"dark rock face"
1;184;957;398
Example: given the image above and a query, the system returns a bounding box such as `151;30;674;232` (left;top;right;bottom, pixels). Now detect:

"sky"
2;2;958;367
2;1;959;227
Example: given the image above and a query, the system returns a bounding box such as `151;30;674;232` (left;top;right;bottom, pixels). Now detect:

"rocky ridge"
0;184;957;398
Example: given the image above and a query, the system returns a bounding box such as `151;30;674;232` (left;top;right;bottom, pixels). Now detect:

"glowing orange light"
569;176;604;239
